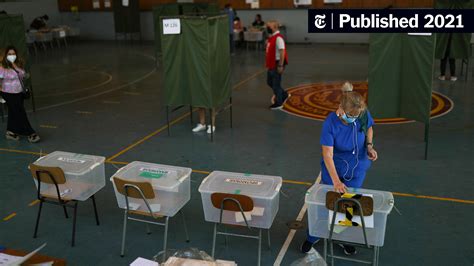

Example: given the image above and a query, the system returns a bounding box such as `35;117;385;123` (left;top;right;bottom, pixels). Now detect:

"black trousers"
440;33;456;76
440;58;456;76
1;92;35;136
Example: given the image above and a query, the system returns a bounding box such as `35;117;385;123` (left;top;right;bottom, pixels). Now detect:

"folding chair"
112;177;189;261
29;163;100;247
323;192;379;265
210;193;270;266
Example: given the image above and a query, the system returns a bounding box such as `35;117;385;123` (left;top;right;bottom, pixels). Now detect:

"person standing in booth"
0;46;40;143
266;20;289;110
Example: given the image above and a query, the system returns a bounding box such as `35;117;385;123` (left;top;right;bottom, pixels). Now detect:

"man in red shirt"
266;20;289;110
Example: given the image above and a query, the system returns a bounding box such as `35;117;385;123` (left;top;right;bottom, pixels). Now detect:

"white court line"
273;172;321;266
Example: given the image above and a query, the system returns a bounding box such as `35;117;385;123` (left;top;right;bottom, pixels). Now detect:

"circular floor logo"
282;81;453;124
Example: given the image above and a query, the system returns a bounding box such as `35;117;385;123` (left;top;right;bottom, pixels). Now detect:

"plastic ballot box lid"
113;161;191;192
34;151;105;176
199;171;282;199
306;184;394;214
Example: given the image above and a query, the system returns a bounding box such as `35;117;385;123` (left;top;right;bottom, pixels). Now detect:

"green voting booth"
368;33;436;159
160;15;231;141
435;0;473;80
0;14;36;111
153;3;220;63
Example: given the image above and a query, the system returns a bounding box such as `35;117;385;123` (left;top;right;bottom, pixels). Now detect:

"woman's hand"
333;180;347;193
277;65;284;74
336;106;344;117
368;146;378;161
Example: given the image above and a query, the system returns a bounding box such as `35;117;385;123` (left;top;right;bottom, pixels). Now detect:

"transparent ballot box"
306;184;394;246
198;171;282;229
111;161;191;217
32;151;106;201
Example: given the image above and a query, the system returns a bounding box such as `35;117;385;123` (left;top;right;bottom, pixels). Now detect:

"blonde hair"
340;82;366;113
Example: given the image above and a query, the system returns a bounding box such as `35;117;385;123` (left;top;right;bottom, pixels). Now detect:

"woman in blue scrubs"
301;82;378;255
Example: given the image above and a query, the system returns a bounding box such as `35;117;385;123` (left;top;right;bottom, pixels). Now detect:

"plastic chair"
34;32;54;50
112;177;189;261
323;195;379;265
210;193;270;266
25;32;38;55
29;163;100;247
52;30;68;48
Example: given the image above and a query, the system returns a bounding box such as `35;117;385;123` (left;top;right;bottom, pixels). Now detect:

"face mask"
342;113;357;124
266;27;273;34
6;55;16;63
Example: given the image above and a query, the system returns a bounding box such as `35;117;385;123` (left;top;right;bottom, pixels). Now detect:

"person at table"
300;82;378;256
0;46;40;143
252;14;265;28
233;17;244;32
30;14;49;31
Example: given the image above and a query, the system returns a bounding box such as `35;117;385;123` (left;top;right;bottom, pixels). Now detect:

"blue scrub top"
320;111;374;188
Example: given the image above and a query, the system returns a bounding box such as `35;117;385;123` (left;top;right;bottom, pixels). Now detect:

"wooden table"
1;249;66;266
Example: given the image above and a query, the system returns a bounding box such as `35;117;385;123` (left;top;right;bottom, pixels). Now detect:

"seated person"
252;14;265;28
30;15;49;31
233;17;244;32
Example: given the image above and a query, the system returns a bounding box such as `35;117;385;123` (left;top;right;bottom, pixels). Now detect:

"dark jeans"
440;58;456;76
267;69;288;105
1;92;35;136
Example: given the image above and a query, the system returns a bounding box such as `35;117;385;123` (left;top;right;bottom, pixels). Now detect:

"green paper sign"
139;172;164;179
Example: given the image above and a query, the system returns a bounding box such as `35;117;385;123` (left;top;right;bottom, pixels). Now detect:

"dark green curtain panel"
161;16;230;108
153;3;220;59
113;0;140;34
0;15;27;60
435;0;472;59
0;14;32;89
368;33;435;123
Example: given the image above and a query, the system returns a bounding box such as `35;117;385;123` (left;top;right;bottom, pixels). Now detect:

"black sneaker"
300;238;320;253
269;103;283;110
28;133;41;143
339;244;357;255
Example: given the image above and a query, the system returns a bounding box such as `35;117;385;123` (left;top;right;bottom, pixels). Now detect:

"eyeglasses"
344;109;360;119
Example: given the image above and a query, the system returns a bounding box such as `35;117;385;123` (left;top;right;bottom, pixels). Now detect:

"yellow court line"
0;148;44;156
192;169;211;175
3;212;17;221
107;160;129;165
233;69;266;91
28;200;40;207
392;192;474;204
106;111;191;162
283;180;313;186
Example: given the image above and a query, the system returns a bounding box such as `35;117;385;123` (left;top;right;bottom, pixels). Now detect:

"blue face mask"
342;113;357;124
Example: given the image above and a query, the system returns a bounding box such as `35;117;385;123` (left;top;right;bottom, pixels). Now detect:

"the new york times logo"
314;14;326;29
308;9;474;33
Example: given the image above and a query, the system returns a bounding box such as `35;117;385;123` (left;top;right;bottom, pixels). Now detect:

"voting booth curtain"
113;0;140;34
434;0;473;59
0;15;28;62
0;14;35;109
153;3;220;59
368;33;436;124
161;15;231;109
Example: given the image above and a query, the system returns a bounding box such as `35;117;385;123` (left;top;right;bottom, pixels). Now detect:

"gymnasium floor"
0;42;473;266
